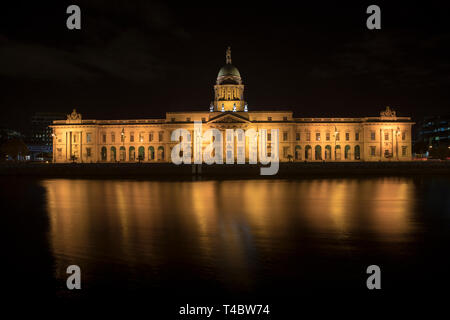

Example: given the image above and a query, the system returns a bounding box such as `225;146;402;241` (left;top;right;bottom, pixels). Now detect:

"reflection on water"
40;177;449;298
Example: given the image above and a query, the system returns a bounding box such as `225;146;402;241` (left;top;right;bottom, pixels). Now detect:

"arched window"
345;145;351;160
138;146;145;161
129;146;135;161
354;145;360;160
148;146;155;160
119;146;126;161
295;145;302;160
305;145;312;160
158;146;164;161
315;145;322;160
110;147;116;162
335;145;341;161
325;145;332;160
101;146;107;161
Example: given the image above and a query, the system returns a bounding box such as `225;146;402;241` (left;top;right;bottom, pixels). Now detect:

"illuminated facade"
50;48;413;163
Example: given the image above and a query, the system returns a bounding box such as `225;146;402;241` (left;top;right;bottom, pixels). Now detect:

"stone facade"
50;50;414;163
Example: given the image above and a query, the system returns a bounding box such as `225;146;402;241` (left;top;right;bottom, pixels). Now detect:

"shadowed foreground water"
4;177;450;313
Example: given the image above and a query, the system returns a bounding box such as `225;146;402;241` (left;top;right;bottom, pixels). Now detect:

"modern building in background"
27;112;66;160
415;115;450;158
50;48;414;163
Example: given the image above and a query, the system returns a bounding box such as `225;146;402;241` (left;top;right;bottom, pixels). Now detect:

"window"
336;132;340;141
158;131;163;142
130;132;134;142
384;132;389;140
306;132;311;141
316;132;320;141
283;116;288;121
283;146;289;157
238;132;243;142
111;133;115;143
102;134;106;143
326;132;330;141
355;132;359;141
201;117;206;122
268;117;272;121
186;117;191;122
283;132;288;141
402;146;407;156
268;133;272;141
171;118;175;122
149;132;153;142
345;132;350;141
371;131;376;140
86;133;92;143
402;131;406;140
296;132;300;141
57;148;62;157
86;148;91;157
370;146;376;156
73;134;78;143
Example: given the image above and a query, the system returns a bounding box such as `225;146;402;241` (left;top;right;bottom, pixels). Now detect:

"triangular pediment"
208;112;250;124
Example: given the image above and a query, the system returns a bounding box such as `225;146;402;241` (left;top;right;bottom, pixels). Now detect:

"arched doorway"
129;146;135;161
101;146;107;161
305;145;312;160
325;145;332;160
148;146;155;160
138;146;145;161
110;147;116;162
345;145;351;160
354;145;360;160
315;145;322;160
158;146;164;161
119;146;126;161
295;145;302;160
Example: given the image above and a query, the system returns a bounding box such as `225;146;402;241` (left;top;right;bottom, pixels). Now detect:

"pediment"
208;113;250;124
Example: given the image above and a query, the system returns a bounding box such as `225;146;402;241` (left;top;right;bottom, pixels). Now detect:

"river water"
4;177;450;313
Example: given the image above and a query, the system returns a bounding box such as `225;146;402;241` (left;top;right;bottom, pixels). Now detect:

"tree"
0;138;29;160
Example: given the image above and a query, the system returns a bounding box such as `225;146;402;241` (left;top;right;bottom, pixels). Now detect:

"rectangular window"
370;146;376;156
326;132;330;141
355;132;359;141
111;133;115;143
201;117;206;122
283;116;288;121
159;131;163;142
186;117;191;122
86;148;91;157
316;132;320;141
238;132;243;142
402;131;406;140
296;132;300;141
283;132;288;141
73;134;78;143
102;134;106;143
130;132;134;142
402;146;407;156
385;132;389;140
86;133;92;143
306;132;311;141
371;131;376;140
57;148;62;157
171;118;175;122
149;132;153;142
283;146;289;157
268;117;272;121
268;133;272;141
345;132;350;141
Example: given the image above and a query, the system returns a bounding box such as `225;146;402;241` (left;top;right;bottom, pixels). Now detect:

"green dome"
218;64;241;78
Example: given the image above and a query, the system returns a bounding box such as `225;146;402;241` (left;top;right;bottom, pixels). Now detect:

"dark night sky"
1;1;449;131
